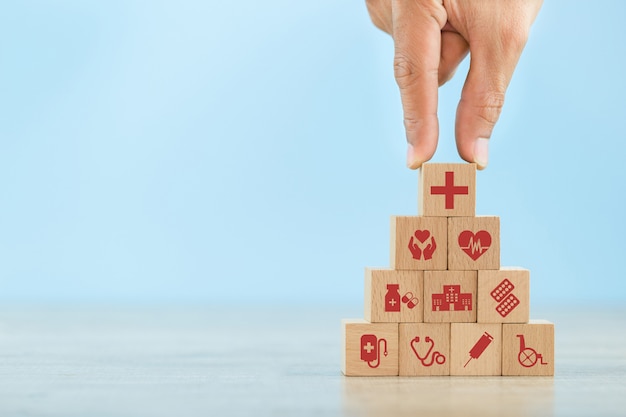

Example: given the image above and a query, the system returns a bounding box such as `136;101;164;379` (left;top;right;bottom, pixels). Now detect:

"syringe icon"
464;332;493;368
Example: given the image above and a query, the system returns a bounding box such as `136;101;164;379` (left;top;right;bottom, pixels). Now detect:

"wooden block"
448;216;500;270
502;320;554;376
390;216;447;270
477;268;530;323
418;163;476;217
423;271;477;323
364;268;424;323
450;323;502;376
399;323;450;376
341;319;399;376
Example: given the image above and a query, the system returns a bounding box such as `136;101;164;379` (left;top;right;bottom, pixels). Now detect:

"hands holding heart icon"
408;230;437;261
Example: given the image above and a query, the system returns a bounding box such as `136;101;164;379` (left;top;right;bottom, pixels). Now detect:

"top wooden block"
418;163;476;217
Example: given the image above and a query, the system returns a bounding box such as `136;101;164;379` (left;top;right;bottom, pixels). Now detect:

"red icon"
458;230;491;260
430;171;468;209
402;292;419;309
464;332;493;368
491;278;520;317
361;334;387;368
432;285;472;311
410;336;446;367
408;230;437;260
385;284;419;312
517;335;548;367
385;284;401;312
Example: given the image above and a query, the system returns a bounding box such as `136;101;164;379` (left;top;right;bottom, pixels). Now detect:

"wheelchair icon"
516;334;548;367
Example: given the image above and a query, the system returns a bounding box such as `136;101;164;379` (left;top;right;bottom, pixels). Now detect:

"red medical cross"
430;171;468;209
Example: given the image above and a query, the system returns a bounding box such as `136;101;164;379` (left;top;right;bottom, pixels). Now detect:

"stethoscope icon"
410;336;446;367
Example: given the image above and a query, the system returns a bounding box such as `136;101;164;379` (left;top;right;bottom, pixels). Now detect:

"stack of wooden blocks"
341;163;554;376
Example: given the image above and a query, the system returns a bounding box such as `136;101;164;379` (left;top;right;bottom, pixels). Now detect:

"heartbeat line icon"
462;237;488;254
458;230;492;261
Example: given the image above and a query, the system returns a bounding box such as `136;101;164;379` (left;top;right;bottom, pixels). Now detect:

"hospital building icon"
432;285;472;311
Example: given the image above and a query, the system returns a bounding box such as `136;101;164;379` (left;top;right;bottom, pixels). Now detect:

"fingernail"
473;137;489;169
406;144;423;170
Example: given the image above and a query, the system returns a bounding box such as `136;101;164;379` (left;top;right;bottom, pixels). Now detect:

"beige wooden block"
478;268;530;323
502;320;554;376
341;319;399;376
390;216;447;270
450;323;502;375
423;271;477;323
418;163;476;217
364;268;423;323
448;216;500;270
399;323;450;376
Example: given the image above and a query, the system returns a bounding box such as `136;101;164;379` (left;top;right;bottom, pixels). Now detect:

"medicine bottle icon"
385;284;401;312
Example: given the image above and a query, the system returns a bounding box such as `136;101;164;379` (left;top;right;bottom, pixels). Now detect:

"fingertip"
406;144;423;170
404;115;438;170
455;135;490;169
473;137;489;169
406;142;436;170
455;96;492;170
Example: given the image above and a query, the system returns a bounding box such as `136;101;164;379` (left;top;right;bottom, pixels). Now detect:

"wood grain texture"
502;320;554;376
418;163;476;217
450;323;502;376
448;216;500;270
423;270;477;323
390;216;447;270
342;319;399;376
399;323;450;376
478;268;530;323
364;268;424;323
0;306;624;416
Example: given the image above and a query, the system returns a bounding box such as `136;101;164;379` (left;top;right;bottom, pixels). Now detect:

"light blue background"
1;1;624;306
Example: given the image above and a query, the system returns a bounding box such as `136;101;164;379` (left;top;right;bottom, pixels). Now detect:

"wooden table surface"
0;305;624;416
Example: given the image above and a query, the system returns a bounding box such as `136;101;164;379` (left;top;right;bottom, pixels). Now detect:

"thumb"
455;33;528;169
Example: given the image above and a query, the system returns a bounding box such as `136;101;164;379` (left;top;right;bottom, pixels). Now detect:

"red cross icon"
430;171;468;209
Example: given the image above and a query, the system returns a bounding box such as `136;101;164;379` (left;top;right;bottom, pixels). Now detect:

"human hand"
365;0;542;169
408;235;422;260
423;237;436;260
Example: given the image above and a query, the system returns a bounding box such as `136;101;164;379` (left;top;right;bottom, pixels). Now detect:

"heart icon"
458;230;491;261
413;230;430;243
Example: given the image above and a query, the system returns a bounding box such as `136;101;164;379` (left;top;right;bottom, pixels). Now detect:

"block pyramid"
341;163;554;376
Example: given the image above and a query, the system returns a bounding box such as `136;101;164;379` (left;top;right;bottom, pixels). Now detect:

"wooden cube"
502;320;554;376
423;271;477;323
341;319;399;376
448;216;500;270
418;163;476;217
364;268;424;323
390;216;447;270
450;323;502;376
477;268;530;323
399;323;450;376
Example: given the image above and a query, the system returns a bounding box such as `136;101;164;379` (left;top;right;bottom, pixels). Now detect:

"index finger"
391;0;446;169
